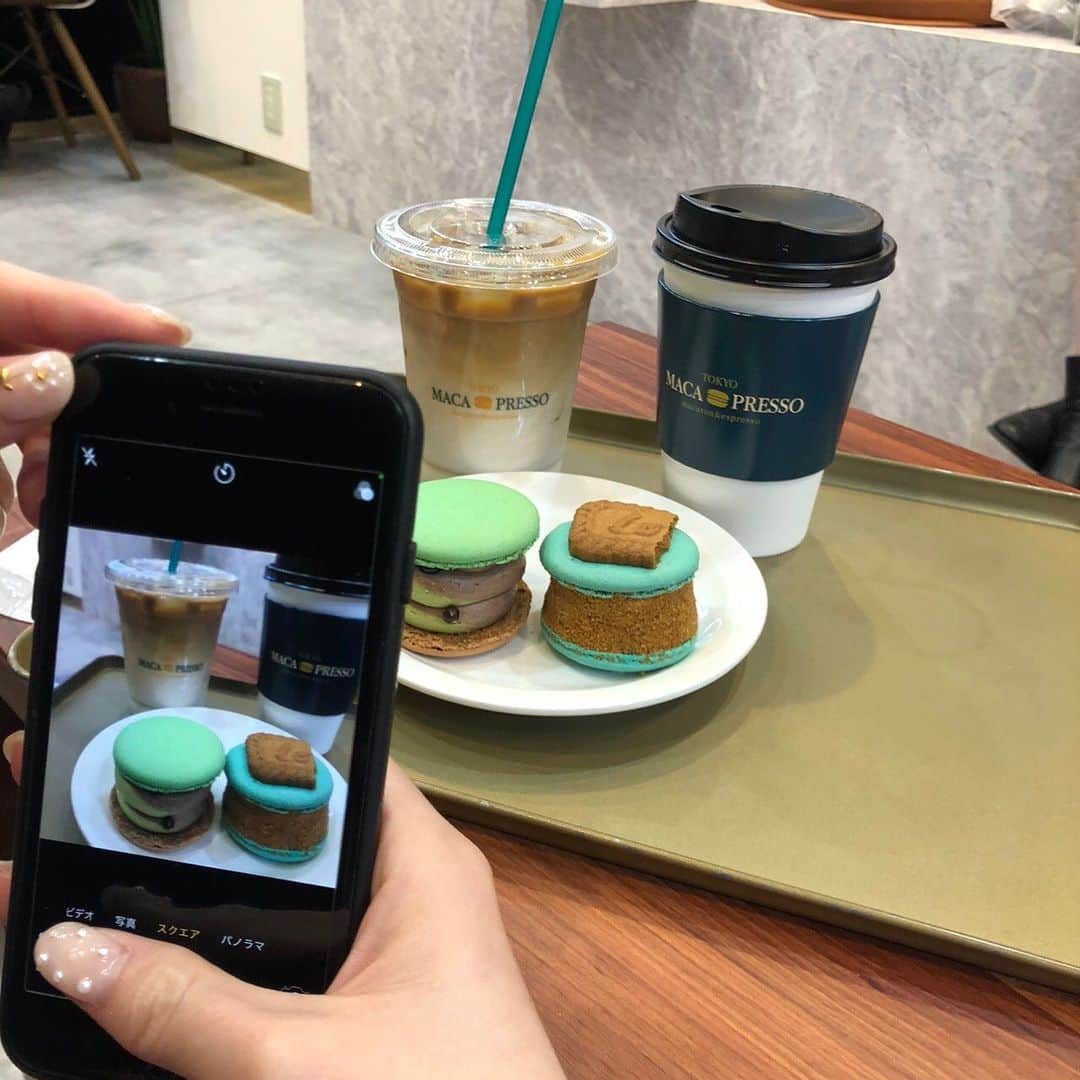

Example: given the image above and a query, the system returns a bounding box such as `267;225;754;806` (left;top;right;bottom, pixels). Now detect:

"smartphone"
1;345;421;1079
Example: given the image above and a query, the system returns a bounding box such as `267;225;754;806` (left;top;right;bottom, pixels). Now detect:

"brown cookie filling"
541;580;697;655
223;787;328;853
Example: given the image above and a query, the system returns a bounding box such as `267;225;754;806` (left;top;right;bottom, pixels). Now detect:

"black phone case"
0;345;422;1079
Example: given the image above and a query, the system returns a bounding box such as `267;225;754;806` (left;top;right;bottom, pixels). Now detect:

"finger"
0;733;21;926
34;923;275;1078
3;731;23;785
0;262;189;354
334;761;503;988
0;352;73;457
15;428;50;527
373;759;479;890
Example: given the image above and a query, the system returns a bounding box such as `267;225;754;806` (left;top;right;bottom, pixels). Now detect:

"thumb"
34;922;270;1077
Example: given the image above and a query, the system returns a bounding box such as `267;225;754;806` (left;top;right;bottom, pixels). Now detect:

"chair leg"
20;7;75;148
45;9;140;180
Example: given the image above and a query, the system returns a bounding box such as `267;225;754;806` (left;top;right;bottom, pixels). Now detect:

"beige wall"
161;0;309;170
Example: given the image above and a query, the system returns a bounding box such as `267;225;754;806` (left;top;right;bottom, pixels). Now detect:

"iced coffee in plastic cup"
373;198;617;475
106;558;238;708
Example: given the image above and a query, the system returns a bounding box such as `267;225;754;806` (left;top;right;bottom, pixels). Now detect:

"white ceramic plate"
71;708;346;888
396;472;767;716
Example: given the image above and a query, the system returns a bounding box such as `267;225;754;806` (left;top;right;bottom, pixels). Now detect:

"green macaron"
413;478;540;570
113;714;226;793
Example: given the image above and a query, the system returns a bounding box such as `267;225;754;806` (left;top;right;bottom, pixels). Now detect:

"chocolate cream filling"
411;556;526;608
114;770;209;834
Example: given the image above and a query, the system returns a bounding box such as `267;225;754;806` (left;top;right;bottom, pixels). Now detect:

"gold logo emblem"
474;395;493;410
706;389;730;408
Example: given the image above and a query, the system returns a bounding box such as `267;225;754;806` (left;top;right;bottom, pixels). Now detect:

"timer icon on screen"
213;462;236;485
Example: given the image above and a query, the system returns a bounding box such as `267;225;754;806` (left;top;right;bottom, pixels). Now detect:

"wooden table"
0;324;1077;1078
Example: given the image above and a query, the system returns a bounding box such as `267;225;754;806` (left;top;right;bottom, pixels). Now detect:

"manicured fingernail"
0;860;11;873
2;731;21;765
134;304;192;345
35;924;130;1004
0;352;73;421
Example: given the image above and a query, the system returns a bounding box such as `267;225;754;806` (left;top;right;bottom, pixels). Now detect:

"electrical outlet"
261;74;283;135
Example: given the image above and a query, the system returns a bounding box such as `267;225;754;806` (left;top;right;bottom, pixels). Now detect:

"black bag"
989;356;1080;487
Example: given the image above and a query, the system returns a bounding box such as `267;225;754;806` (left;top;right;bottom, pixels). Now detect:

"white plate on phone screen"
396;472;768;716
71;708;346;888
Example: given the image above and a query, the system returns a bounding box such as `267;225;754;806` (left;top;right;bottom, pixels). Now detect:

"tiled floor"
1;134;404;372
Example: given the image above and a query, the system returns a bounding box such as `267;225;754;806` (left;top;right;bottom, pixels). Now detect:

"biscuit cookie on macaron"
403;478;539;658
223;734;331;863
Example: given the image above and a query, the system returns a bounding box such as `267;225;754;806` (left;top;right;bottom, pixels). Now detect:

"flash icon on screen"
353;481;375;503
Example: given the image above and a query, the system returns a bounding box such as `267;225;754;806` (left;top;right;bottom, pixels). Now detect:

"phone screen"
26;432;385;995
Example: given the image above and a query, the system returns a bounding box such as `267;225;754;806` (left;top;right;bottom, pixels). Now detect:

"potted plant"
114;0;169;142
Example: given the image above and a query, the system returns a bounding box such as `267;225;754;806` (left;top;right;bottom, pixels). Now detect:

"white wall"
161;0;309;170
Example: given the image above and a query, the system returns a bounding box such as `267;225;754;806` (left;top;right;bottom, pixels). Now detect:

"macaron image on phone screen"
27;436;383;994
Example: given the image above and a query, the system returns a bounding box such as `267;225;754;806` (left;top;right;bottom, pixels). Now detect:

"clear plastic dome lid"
105;558;239;598
372;198;617;289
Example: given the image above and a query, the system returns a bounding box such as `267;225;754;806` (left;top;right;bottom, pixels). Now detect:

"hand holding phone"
0;268;563;1080
3;343;424;1076
28;760;564;1080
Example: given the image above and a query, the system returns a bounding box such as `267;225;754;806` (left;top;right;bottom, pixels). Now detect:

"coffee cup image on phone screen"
41;527;369;889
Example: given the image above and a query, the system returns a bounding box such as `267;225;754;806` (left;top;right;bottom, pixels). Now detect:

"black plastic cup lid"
265;556;370;597
654;185;896;289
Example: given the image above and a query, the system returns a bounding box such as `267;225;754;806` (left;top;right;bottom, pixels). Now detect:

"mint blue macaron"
539;523;699;597
224;745;333;812
540;622;697;672
539;520;700;673
223;743;332;863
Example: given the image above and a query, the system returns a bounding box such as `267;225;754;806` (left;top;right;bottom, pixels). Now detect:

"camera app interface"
28;436;383;993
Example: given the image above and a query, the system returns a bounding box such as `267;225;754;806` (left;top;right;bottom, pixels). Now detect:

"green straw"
485;0;565;247
167;540;182;574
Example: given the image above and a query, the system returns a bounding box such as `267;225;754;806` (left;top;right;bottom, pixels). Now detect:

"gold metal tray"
392;409;1080;991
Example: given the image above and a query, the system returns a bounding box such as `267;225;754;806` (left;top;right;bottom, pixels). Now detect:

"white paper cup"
256;559;369;754
654;186;896;557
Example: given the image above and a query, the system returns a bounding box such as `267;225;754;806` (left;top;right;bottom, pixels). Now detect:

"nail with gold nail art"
0;352;73;422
